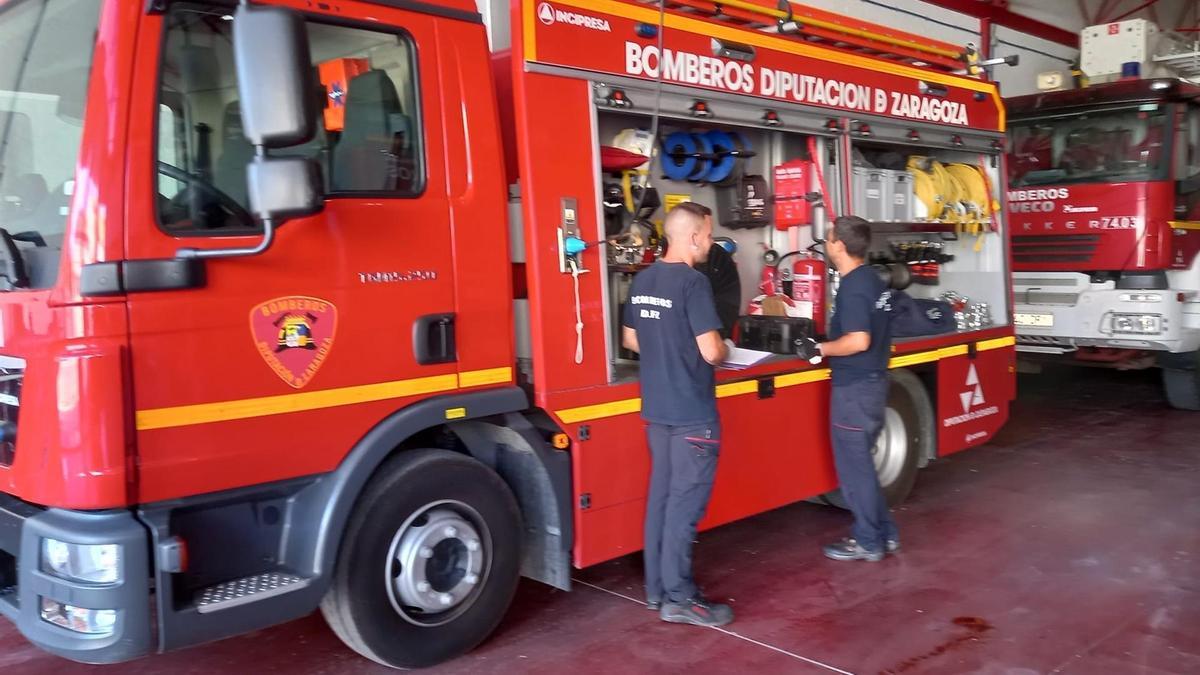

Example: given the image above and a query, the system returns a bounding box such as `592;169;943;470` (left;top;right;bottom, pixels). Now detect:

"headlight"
42;538;120;584
40;597;117;635
1110;313;1162;335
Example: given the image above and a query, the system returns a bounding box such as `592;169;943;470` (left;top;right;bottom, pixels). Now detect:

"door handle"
413;313;456;365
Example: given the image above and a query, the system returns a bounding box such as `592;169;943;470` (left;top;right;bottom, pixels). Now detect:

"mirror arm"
175;216;277;260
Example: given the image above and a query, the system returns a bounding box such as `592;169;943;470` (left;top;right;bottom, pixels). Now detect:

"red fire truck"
1007;20;1200;409
0;0;1014;668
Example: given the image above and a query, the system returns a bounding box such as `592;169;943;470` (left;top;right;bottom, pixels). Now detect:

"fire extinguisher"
776;249;827;335
759;249;781;295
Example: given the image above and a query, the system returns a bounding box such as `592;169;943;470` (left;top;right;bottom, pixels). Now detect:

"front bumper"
1014;291;1200;354
0;493;152;664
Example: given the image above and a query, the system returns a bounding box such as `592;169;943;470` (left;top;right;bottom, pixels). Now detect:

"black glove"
794;336;823;365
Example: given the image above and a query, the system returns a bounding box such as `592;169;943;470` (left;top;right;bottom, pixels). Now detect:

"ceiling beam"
920;0;1079;47
1110;0;1162;23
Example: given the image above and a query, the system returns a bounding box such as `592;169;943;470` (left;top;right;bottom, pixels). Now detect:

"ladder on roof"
630;0;974;74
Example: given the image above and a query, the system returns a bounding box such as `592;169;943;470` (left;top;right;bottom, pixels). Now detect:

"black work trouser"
643;420;720;604
830;372;898;553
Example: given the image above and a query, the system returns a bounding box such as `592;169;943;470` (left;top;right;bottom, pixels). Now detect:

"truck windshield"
0;0;102;288
1008;105;1169;187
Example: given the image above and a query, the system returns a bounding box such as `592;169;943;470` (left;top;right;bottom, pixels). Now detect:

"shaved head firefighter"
621;201;734;627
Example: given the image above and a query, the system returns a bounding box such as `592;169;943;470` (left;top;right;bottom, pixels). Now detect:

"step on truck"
0;0;1015;667
1007;19;1200;408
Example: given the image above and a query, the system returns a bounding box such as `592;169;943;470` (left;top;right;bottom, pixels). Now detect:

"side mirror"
248;157;322;221
178;4;323;260
232;4;317;148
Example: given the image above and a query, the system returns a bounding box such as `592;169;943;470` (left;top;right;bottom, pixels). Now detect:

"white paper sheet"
720;346;774;370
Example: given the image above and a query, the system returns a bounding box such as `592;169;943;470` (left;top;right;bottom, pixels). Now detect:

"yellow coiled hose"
908;157;995;251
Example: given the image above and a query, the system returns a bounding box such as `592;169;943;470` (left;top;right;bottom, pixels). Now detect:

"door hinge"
579;493;592;510
578;425;590;441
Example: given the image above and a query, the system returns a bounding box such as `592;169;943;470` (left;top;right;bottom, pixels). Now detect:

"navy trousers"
830;372;898;553
643;420;720;604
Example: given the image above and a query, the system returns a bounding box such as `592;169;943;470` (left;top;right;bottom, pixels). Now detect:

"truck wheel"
820;369;934;509
320;449;522;669
1162;362;1200;411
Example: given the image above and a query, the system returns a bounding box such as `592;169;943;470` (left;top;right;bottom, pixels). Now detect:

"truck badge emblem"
959;364;985;414
250;296;339;389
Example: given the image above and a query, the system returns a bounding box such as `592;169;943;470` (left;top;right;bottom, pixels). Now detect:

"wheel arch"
898;364;939;466
441;414;573;590
282;387;530;581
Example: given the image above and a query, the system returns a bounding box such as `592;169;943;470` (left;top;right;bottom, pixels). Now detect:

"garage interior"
3;0;1200;673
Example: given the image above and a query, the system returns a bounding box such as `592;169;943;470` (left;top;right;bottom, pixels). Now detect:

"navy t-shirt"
828;265;893;385
622;261;724;425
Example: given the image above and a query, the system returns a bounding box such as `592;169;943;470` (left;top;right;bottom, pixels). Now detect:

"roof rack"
1154;32;1200;82
630;0;973;74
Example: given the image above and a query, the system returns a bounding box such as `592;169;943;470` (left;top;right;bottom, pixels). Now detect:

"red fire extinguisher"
775;250;826;335
759;249;781;295
792;254;826;335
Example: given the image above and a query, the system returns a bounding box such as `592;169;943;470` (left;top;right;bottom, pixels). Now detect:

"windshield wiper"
0;228;29;290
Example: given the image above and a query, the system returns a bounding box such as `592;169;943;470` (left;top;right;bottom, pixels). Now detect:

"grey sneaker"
823;538;885;562
849;537;900;553
646;598;661;611
660;596;733;627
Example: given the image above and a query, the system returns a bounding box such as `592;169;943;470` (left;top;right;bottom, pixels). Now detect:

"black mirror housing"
247;156;324;222
233;5;318;148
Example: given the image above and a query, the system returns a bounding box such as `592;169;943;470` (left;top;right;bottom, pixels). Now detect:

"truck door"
124;4;457;502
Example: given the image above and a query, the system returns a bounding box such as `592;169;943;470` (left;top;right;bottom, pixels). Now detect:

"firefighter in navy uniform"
621;202;735;627
796;216;899;562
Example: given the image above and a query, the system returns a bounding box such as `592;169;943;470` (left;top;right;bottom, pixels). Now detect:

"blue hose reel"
661;130;754;184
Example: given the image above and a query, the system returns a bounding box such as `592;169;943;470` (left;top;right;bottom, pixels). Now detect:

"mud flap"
450;418;573;591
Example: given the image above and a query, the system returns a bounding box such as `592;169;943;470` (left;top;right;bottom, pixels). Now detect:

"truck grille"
0;357;24;467
1013;234;1100;264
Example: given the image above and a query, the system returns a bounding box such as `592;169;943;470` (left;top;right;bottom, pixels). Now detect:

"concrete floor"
4;366;1199;674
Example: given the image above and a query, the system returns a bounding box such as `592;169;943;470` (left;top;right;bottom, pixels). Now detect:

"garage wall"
796;0;1078;97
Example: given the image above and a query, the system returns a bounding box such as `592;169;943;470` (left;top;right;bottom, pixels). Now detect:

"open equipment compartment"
592;84;840;383
836;119;1012;337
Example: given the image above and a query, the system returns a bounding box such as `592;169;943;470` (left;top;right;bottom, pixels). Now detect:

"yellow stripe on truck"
554;337;1011;424
136;367;513;431
556;397;642;424
976;336;1016;352
459;367;514;388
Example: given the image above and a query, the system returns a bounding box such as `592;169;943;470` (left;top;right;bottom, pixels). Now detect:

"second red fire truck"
1007;19;1200;409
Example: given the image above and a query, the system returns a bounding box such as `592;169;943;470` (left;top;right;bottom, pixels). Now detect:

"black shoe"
849;537;900;553
823;538;885;562
646;599;661;611
660;596;733;627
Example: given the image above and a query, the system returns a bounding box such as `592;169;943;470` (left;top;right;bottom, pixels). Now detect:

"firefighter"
621;201;734;627
796;215;899;562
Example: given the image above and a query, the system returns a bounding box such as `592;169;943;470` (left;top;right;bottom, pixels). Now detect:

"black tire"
320;449;522;669
820;369;935;509
1162;366;1200;411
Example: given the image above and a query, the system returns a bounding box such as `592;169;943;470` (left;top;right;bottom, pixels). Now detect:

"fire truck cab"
1007;19;1200;409
0;0;1014;668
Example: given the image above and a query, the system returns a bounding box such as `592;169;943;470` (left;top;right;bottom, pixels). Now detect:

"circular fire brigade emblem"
250;296;338;389
537;2;555;25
